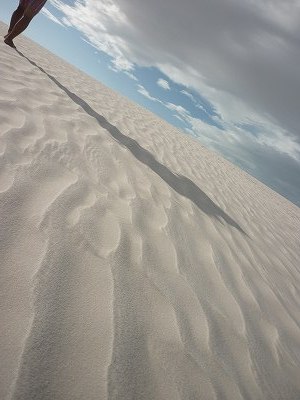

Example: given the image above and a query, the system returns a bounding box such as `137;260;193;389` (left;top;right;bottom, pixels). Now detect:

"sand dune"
1;21;300;400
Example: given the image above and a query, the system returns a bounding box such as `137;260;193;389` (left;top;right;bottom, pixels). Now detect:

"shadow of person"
16;49;246;235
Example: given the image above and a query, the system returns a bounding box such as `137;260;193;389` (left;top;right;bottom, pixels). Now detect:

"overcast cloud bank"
48;0;300;205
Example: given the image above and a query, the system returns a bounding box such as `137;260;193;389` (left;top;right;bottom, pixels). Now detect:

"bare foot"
4;37;16;48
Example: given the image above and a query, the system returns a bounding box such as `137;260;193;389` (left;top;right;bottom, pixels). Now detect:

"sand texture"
1;21;300;400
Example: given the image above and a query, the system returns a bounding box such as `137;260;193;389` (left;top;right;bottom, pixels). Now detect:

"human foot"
4;37;16;48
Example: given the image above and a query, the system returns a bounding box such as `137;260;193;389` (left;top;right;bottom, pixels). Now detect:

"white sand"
1;21;300;400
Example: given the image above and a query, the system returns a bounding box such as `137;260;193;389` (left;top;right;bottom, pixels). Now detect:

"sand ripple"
1;21;300;400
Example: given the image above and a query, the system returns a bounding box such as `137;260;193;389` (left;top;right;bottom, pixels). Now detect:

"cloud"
157;78;170;90
180;90;212;116
165;102;190;119
50;1;300;143
109;64;138;80
180;90;196;102
41;8;65;26
50;0;300;203
182;114;300;205
137;84;162;102
124;71;138;81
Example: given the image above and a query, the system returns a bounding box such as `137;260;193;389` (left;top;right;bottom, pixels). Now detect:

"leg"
5;5;26;36
4;15;32;47
4;1;47;48
4;4;37;48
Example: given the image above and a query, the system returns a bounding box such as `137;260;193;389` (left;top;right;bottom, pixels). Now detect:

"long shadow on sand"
17;50;246;235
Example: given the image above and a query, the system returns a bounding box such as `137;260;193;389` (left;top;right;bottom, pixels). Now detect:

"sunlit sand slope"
1;21;300;400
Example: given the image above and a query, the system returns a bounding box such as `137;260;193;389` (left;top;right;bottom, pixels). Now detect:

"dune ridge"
1;21;300;400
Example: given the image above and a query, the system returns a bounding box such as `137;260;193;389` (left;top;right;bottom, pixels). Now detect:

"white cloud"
49;1;300;146
49;0;300;203
180;90;196;102
111;56;134;72
137;84;162;103
165;102;190;119
41;8;65;26
50;0;134;72
157;78;170;90
138;79;300;163
108;65;137;81
50;1;300;138
174;115;185;123
180;90;211;116
124;71;138;81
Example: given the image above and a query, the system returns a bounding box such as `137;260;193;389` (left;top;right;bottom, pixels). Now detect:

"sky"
1;0;300;206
